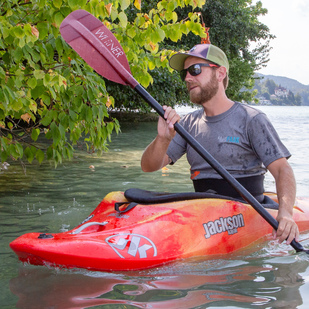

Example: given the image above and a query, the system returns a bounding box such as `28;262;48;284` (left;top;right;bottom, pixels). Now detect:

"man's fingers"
286;224;300;244
273;220;300;245
162;106;180;129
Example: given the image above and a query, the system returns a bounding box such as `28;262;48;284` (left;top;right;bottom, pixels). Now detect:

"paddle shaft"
60;10;306;253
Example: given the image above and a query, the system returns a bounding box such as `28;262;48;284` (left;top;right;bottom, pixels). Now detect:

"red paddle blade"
60;10;137;87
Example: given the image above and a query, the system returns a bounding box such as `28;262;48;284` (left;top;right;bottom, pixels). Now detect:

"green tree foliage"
106;68;189;112
0;0;206;165
264;79;276;94
109;0;275;111
174;0;274;102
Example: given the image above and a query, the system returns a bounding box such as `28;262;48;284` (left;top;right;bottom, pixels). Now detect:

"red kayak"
10;189;309;271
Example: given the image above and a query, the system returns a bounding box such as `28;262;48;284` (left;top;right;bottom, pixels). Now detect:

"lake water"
1;105;309;308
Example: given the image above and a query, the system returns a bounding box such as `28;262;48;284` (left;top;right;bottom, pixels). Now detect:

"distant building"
256;96;272;105
258;99;272;105
275;86;288;97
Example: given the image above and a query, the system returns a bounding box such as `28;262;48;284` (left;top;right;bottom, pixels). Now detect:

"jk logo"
106;233;157;259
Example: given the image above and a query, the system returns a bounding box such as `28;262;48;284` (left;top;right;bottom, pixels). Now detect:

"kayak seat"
123;188;279;210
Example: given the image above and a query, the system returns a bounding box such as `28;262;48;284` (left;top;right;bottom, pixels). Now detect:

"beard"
187;70;219;105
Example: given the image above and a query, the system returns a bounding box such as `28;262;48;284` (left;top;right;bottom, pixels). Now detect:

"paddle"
60;10;307;254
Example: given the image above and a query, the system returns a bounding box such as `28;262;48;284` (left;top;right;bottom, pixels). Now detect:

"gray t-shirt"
167;102;291;180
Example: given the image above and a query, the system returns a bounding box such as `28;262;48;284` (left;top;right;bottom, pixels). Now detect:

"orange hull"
10;191;309;271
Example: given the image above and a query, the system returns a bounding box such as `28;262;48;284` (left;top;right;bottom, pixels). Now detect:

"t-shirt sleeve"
166;133;187;164
248;113;291;168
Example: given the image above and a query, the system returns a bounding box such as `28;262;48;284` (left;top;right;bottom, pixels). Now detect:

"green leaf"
167;0;177;12
71;127;81;143
53;149;62;165
16;142;23;157
9;143;19;158
55;37;64;57
190;22;203;35
18;37;26;48
33;70;45;80
29;100;37;114
50;121;61;146
120;0;130;10
53;0;62;9
86;106;93;122
23;24;33;38
43;73;51;86
0;67;5;80
31;85;45;99
127;26;137;39
36;149;45;164
41;110;57;126
37;0;47;9
12;99;23;112
1;148;8;162
13;47;23;62
150;27;165;44
69;109;77;121
68;0;78;9
54;12;64;27
46;146;53;160
31;128;40;142
107;122;114;135
110;6;118;21
24;147;35;163
41;94;51;106
27;77;38;89
58;123;66;138
12;26;24;39
180;23;190;35
118;12;128;28
0;107;4;119
157;28;166;41
37;22;49;40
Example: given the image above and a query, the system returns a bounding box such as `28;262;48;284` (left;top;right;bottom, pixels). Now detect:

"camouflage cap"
169;44;229;74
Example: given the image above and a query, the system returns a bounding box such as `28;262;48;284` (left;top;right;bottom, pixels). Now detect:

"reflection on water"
9;255;309;309
1;106;309;308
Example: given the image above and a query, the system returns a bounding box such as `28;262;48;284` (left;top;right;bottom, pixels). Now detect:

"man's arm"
141;135;171;172
141;106;180;172
267;157;300;244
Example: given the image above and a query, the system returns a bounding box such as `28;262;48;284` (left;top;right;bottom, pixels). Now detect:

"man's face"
183;57;219;105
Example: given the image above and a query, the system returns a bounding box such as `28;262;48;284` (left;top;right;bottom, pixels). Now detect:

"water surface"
1;105;309;308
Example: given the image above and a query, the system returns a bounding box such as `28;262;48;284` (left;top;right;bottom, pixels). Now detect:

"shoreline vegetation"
109;111;159;122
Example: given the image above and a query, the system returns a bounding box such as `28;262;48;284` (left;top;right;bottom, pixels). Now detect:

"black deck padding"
124;188;279;210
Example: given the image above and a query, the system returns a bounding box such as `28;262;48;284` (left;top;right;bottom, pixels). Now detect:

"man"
141;43;299;245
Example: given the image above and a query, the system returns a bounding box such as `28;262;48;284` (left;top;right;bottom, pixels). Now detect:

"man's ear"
216;66;227;82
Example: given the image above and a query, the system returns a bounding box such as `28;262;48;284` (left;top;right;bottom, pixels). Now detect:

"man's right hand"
158;106;180;140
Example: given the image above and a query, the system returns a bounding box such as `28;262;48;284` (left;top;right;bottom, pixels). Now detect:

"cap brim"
169;53;218;72
169;53;190;71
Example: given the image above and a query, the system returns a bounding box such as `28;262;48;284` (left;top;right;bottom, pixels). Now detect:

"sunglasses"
180;63;219;81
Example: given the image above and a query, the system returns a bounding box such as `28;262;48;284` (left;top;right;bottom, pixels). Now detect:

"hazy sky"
255;0;309;85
